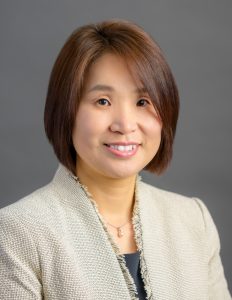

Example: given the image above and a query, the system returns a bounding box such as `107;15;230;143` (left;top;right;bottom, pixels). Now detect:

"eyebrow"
87;84;113;93
87;84;148;94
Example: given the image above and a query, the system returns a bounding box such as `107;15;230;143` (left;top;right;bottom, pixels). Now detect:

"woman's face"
72;53;162;179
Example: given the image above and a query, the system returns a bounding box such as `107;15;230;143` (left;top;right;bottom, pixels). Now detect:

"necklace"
106;220;130;238
69;173;132;238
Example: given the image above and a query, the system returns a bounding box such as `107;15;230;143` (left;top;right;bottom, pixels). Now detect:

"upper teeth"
109;145;136;151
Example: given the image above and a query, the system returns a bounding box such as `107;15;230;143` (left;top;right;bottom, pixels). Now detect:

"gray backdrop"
1;0;231;293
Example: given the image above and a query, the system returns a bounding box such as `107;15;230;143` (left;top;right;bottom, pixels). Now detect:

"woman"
0;20;231;300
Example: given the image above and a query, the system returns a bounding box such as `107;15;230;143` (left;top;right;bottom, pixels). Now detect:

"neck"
76;166;137;224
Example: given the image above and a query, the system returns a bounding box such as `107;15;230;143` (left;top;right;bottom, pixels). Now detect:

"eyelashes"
136;99;150;107
97;98;111;106
96;98;151;107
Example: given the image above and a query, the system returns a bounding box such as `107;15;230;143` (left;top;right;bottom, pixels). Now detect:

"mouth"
104;144;137;151
103;143;140;157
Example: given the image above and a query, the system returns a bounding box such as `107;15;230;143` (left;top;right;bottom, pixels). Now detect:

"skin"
72;53;162;244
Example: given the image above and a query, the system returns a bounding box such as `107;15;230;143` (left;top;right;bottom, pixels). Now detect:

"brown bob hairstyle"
44;19;179;175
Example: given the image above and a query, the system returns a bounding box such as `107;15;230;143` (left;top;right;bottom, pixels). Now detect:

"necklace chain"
69;173;132;238
106;219;131;238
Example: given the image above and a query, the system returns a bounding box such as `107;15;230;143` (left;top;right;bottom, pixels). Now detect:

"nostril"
109;122;137;134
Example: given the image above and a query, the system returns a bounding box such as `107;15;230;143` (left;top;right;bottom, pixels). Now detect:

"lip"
104;142;140;146
104;142;140;158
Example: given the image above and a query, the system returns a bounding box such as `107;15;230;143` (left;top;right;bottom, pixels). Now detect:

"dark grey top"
124;251;147;300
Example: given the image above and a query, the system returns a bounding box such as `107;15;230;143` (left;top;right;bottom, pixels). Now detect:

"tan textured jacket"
0;165;231;299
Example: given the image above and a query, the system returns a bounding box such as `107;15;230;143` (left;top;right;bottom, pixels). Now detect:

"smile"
104;143;140;157
108;144;136;151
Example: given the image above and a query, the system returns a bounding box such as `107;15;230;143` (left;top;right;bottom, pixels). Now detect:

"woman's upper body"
1;20;231;300
0;164;231;300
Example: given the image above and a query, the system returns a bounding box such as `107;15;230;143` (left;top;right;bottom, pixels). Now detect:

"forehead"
83;52;146;93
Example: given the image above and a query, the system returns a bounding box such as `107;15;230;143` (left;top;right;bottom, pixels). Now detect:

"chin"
101;166;142;179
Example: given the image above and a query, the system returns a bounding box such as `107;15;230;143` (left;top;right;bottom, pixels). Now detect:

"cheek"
73;107;93;136
74;117;91;139
144;116;162;140
72;108;108;147
72;109;89;149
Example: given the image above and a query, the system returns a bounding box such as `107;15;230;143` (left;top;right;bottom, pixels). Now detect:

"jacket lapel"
52;165;133;299
138;181;207;300
138;182;177;299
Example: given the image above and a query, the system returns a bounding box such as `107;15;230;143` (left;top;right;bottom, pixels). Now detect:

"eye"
97;98;111;106
137;98;150;107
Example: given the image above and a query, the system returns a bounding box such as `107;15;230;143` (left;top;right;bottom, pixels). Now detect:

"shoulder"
0;181;68;264
0;182;59;231
139;179;199;206
138;181;222;257
138;180;213;233
0;185;59;282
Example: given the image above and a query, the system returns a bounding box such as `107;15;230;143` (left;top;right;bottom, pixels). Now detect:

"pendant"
117;227;124;238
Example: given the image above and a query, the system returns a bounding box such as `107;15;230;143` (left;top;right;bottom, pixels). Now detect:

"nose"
109;108;138;134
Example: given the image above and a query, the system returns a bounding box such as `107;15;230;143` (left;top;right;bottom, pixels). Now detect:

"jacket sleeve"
194;198;231;300
0;210;43;299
